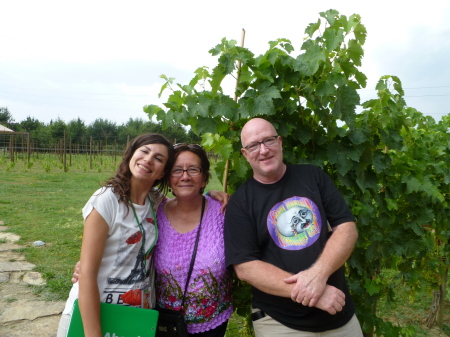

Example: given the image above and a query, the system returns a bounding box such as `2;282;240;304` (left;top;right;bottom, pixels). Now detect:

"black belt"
251;310;266;321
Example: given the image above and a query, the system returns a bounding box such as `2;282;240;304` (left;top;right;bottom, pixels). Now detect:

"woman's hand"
71;261;80;283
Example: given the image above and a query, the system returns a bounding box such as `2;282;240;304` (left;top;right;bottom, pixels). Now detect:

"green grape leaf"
316;80;336;97
385;198;398;211
281;42;295;54
211;95;239;121
372;152;390;173
364;279;381;296
239;67;255;83
348;128;367;145
254;95;275;116
194;117;218;135
305;19;321;37
353;22;367;45
332;85;359;123
354;70;368;88
328;72;347;87
143;104;163;117
320;9;339;26
323;28;344;51
338;56;357;78
210;67;226;95
348;39;364;67
294;45;326;76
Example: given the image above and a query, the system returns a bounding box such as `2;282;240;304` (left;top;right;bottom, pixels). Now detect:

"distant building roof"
0;124;14;132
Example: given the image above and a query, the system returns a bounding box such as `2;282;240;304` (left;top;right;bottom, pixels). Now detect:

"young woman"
154;144;233;337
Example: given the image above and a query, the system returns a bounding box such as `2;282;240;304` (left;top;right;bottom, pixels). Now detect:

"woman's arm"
78;209;109;337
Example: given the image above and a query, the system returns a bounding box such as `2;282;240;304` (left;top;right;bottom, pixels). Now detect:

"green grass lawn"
0;162;111;299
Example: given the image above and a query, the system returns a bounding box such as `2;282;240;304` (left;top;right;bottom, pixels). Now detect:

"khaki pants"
252;310;363;337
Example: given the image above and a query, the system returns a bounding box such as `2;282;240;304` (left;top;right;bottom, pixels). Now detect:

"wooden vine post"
426;236;449;328
223;28;246;193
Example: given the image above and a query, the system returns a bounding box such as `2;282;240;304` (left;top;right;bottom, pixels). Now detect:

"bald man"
224;118;363;336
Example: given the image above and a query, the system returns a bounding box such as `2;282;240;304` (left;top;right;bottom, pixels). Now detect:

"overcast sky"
1;0;449;126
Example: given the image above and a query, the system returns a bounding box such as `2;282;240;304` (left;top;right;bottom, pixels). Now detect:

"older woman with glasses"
154;143;233;337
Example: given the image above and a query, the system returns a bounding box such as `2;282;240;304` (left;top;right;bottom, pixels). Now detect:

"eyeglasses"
170;167;202;177
243;136;279;153
173;143;203;149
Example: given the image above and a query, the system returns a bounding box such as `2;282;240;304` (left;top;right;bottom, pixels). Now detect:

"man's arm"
234;260;346;315
234;260;294;297
284;221;358;307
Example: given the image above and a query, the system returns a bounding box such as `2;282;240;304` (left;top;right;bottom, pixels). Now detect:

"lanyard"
129;195;158;271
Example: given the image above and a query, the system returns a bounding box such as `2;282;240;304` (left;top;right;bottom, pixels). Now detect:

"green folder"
67;299;159;337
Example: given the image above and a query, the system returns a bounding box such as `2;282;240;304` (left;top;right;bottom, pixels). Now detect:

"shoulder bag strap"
180;196;205;308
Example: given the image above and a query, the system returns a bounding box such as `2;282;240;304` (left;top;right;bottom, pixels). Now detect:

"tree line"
0;107;200;147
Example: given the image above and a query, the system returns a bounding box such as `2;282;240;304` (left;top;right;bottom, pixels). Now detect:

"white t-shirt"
62;187;158;314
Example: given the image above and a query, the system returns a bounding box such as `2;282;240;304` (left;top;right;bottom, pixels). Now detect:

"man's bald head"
241;118;277;148
240;118;286;184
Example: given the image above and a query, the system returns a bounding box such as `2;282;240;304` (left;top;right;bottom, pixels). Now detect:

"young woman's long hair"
103;133;174;206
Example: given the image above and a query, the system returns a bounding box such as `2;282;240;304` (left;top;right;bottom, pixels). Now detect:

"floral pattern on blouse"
156;266;233;324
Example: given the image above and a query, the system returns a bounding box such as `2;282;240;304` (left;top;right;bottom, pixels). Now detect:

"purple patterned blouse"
154;196;233;334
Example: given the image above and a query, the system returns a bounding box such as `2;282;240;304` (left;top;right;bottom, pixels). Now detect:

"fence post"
100;140;103;166
69;137;72;167
63;130;67;172
90;136;93;170
27;133;31;163
59;139;63;163
114;139;117;164
10;134;14;163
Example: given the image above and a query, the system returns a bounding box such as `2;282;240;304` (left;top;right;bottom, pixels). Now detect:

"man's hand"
71;261;80;283
284;267;327;307
315;285;345;315
207;190;230;213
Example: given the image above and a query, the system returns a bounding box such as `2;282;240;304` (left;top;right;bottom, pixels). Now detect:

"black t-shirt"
224;164;356;332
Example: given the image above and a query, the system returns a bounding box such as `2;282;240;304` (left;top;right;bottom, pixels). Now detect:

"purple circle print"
267;196;322;250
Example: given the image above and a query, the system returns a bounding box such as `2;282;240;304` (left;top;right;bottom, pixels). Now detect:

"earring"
199;187;205;194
